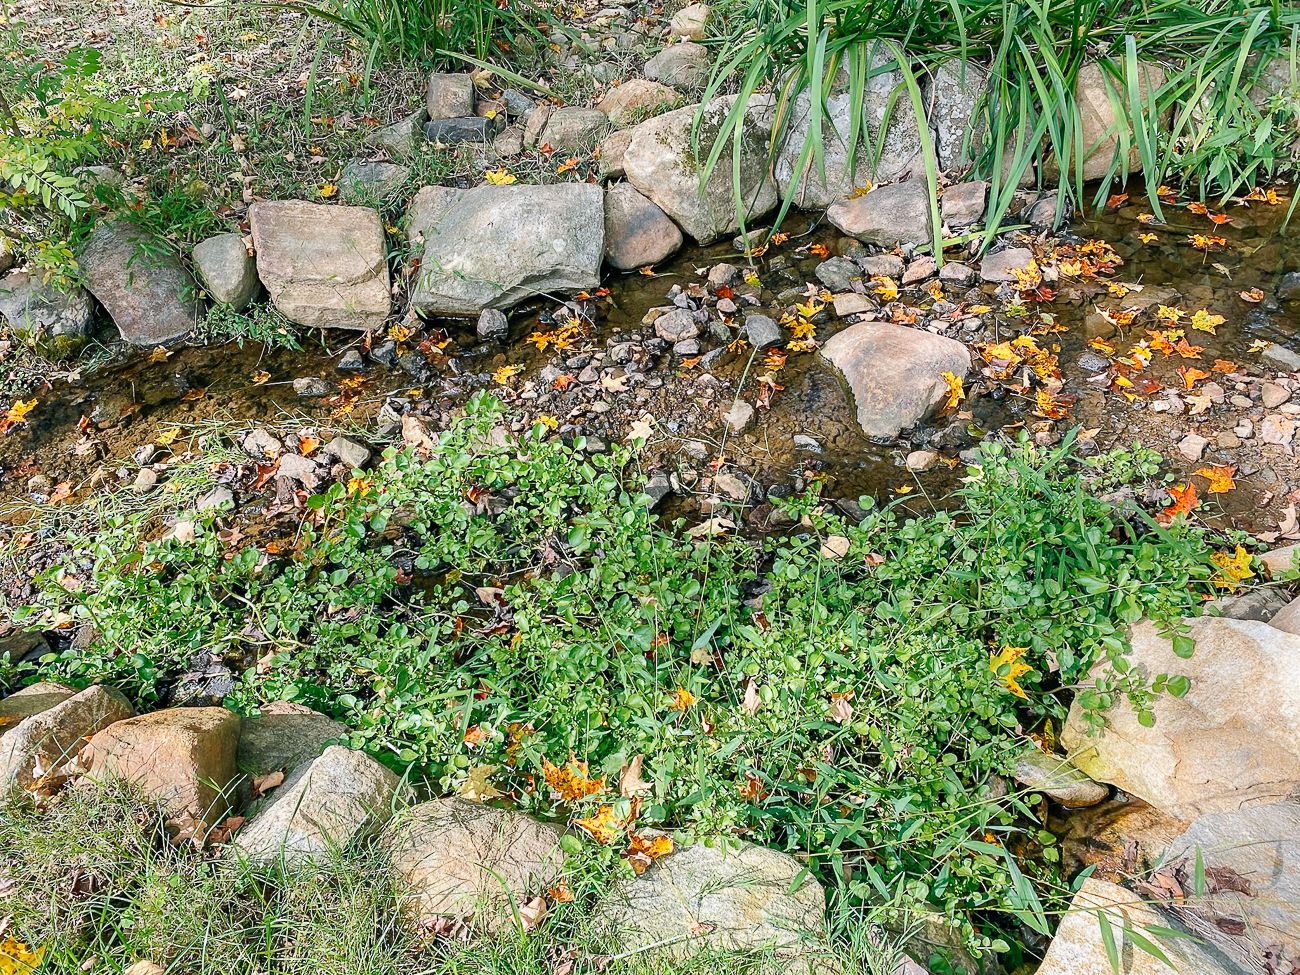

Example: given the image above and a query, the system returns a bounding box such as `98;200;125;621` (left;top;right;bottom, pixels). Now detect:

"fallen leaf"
457;764;504;801
626;417;654;441
989;645;1031;698
250;769;284;799
542;757;605;802
1193;465;1236;493
829;691;855;724
575;804;622;844
1157;482;1199;526
741;678;761;717
670;687;696;711
820;535;850;560
619;755;653;797
1240;288;1265;303
625;833;673;874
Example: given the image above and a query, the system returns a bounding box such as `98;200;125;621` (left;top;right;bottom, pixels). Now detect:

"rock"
723;399;755;434
1263;382;1292;408
654;308;700;342
901;255;937;286
669;3;709;39
78;219;203;346
410;184;604;317
938;262;976;287
940;181;987;228
714;473;748;501
1263;342;1300;373
775;59;929;209
248;201;390;331
1177;433;1208;461
742;313;783;349
1012;745;1108;807
384;798;564;929
923;60;988;172
826;181;932;249
598;129;634;179
644;42;711;89
85;707;241;826
338;160;410;203
1159;800;1300;959
234;745;402;864
1207;588;1289;622
324;436;370;470
673;338;699;356
979;247;1035;283
424;117;494;145
820;323;971;439
0;238;12;274
595;838;826;964
833;293;873;317
237;704;347;777
0;682;75;721
195;486;234;512
642;472;672;509
477;308;509;341
859;254;905;278
1036;877;1246;975
1261;414;1297;446
814;256;861;292
427;73;475;120
74;165;126;194
708;263;736;288
1063;617;1300;819
0;633;51;666
292;377;333;398
905;449;938;472
522;103;551;148
540;107;611;153
1278;272;1300;302
1047;61;1167;181
597;79;680;128
492;125;524;157
0;685;133;792
1263;544;1300;577
276;453;318;488
1077;351;1110;373
192;233;258;311
604;183;684;270
242;427;282;460
365;110;428;155
0;270;94;356
1052;797;1190;882
623;95;778;244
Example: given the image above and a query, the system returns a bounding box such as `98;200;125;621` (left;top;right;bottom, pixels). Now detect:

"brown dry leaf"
619;754;653;797
401;415;436;452
250;769;284;799
600;373;630;393
1157;482;1200;526
516;895;548;931
820;535;850;560
625;833;674;874
829;691;855;724
575;804;622;844
741;678;761;717
150;346;172;362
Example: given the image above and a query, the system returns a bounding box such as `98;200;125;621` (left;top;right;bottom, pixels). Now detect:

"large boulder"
604;183;683;270
1062;617;1300;820
0;270;94;357
192;233;259;311
0;685;133;793
78;219;203;345
820;323;970;438
825;180;933;249
923;59;988;173
248;200;390;331
775;59;931;210
594;839;827;964
234;745;403;864
409;184;604;317
1036;877;1250;975
0;682;75;720
1158;800;1300;962
622;95;778;244
236;703;347;777
84;707;240;827
383;798;564;929
1044;61;1167;182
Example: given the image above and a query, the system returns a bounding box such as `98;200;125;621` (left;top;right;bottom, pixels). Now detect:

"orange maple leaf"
1157;482;1200;526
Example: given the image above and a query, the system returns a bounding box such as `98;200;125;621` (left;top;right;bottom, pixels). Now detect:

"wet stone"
938;262;975;287
1077;352;1110;372
654;308;700;342
901;256;937;286
478;309;509;341
814;257;860;292
741;313;782;349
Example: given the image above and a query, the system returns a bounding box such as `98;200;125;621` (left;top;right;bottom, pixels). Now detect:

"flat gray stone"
365;110;428;155
826;180;933;249
324;436;370;470
427;73;475;120
979;247;1036;283
237;706;347;777
643;42;711;89
339;160;410;203
79;219;204;345
540;107;612;153
410;184;604;317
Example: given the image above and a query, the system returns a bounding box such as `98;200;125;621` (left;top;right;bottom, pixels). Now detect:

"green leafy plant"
700;0;1300;255
8;402;1220;960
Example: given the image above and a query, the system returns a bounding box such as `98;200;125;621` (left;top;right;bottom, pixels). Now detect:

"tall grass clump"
701;0;1300;253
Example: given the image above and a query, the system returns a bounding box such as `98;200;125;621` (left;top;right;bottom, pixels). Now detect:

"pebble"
713;472;748;501
1265;382;1296;407
673;339;700;356
742;313;783;349
1236;419;1254;437
793;434;821;452
337;350;365;372
722;399;755;434
901;256;937;286
708;263;736;288
1077;352;1109;373
1177;433;1208;461
906;450;939;472
1231;394;1253;408
196;486;234;512
1215;432;1241;449
478;309;509;341
293;377;333;398
1261;415;1297;446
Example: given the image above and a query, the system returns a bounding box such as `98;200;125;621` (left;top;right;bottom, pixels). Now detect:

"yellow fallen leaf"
989;645;1031;698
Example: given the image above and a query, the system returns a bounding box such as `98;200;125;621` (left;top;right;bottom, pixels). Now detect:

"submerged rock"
409;183;604;317
622;95;778;244
820;322;970;438
1062;617;1300;819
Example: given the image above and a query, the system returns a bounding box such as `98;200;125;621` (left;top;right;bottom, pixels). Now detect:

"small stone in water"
478;308;509;341
1236;419;1254;437
906;449;939;472
793;434;820;452
337;350;365;372
1216;431;1241;449
1230;394;1253;408
1262;383;1291;408
673;339;700;356
1077;352;1109;372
